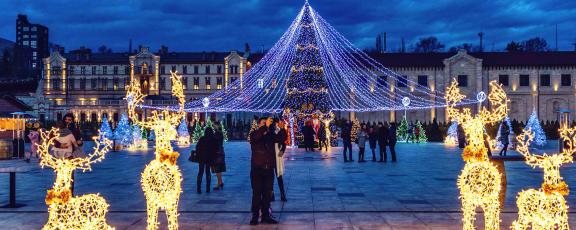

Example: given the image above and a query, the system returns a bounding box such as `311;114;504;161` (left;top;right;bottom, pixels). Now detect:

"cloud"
0;0;574;52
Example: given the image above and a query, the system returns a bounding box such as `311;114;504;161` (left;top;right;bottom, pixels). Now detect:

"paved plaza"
1;141;576;229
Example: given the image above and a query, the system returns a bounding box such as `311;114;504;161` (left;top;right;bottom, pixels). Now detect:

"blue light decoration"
140;1;477;145
523;109;547;147
114;113;132;147
98;115;113;140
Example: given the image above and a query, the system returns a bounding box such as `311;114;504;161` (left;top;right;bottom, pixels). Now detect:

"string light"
511;128;574;230
38;128;113;230
177;119;190;146
126;71;185;230
446;79;508;230
138;2;476;113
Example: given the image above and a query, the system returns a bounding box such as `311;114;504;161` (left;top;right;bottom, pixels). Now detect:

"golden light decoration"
445;79;508;230
37;128;113;230
511;127;575;230
350;119;360;142
126;71;185;230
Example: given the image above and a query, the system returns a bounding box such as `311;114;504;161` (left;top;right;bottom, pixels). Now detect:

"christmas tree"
496;116;513;148
192;120;203;143
177;119;190;145
444;120;458;145
129;124;146;150
523;110;547;146
415;120;427;142
114;113;132;146
99;115;113;139
205;119;214;131
350;119;360;142
247;119;258;142
148;129;155;141
397;116;408;142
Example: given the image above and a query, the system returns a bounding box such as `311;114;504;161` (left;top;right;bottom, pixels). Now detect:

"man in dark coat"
388;122;397;162
302;122;316;152
377;122;388;162
317;124;327;151
341;120;353;162
249;117;278;225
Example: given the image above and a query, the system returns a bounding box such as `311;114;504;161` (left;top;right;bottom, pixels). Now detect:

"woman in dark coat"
387;123;397;162
212;122;226;190
302;122;316;152
368;125;378;161
499;123;510;156
317;123;328;151
195;127;217;194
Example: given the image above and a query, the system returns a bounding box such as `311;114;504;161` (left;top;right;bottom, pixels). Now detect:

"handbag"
188;150;199;163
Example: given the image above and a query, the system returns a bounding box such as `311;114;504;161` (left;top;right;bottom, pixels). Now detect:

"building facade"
36;46;247;123
35;48;576;124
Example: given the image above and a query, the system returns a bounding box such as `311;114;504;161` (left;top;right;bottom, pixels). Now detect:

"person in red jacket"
249;117;278;225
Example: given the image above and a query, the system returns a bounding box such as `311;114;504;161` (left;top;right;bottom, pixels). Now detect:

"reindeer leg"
166;203;179;230
146;201;159;230
461;200;476;230
484;202;500;230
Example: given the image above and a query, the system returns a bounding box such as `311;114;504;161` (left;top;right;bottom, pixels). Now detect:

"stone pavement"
1;141;576;229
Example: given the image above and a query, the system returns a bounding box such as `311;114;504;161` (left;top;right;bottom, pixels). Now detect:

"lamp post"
202;97;210;121
402;97;410;119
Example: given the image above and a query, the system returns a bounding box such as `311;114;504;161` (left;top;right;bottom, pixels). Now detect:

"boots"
250;213;259;225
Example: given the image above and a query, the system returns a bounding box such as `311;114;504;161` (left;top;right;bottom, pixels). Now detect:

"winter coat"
196;135;217;164
368;129;378;149
250;126;276;168
341;124;352;142
388;126;397;144
357;130;368;148
302;125;316;146
318;126;327;141
378;126;388;147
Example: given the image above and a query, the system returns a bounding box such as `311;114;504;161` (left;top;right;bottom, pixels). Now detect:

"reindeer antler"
479;81;508;124
69;132;112;172
445;79;471;123
38;128;60;169
165;71;186;126
126;74;153;129
516;129;545;167
558;126;576;162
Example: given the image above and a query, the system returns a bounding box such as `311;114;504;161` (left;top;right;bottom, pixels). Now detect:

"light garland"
511;127;574;230
38;128;113;230
445;79;508;230
132;2;476;114
126;71;185;230
176;119;190;146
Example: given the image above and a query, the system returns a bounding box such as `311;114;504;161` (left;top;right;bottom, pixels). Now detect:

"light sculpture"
126;71;185;230
445;80;508;230
38;128;113;230
511;127;574;230
176;119;190;146
523;109;547;147
444;120;458;145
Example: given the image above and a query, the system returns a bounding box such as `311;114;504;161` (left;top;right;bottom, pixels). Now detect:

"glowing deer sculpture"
511;127;575;230
126;71;185;230
445;80;508;230
38;128;113;230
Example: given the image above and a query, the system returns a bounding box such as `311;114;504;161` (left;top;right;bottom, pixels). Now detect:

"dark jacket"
196;135;217;164
250;126;276;168
341;124;352;142
378;126;388;147
388;126;397;144
368;129;378;149
302;125;316;142
276;128;288;152
317;126;327;141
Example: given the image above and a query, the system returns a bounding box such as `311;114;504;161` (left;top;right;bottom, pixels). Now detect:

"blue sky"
0;0;575;52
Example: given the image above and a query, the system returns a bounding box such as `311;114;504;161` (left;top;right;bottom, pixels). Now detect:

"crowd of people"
341;120;398;163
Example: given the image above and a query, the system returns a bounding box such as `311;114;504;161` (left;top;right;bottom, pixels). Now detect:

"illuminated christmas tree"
114;113;132;146
247;119;257;142
350;119;360;142
397;116;408;142
98;115;113;139
415;120;427;142
192;120;203;143
445;121;458;145
148;129;155;141
523;109;547;146
177;119;190;145
221;122;229;142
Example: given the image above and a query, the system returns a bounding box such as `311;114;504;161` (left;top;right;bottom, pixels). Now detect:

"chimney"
478;32;484;52
383;32;387;53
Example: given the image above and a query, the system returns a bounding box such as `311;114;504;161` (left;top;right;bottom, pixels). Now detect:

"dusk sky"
1;0;575;52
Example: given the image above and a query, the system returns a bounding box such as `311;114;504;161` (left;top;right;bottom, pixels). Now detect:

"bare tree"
414;36;445;53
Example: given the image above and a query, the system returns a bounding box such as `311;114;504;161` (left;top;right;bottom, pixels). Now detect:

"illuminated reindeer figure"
511;127;575;230
445;80;508;230
37;128;113;230
126;71;185;230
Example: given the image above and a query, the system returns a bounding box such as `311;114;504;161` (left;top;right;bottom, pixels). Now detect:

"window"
183;66;187;74
125;66;130;75
171;65;176;73
52;80;60;90
22;27;29;32
92;66;97;75
69;78;75;90
205;77;211;89
161;66;165;74
417;75;427;87
113;78;119;90
182;77;188;89
160;77;166;90
80;78;86;90
69;66;75;75
31;26;37;31
377;76;388;88
205;66;211;74
397;75;408;88
457;75;468;87
519;75;529;86
561;74;571;86
101;78;107;90
498;75;509;86
216;77;223;89
230;77;238;83
193;77;200;90
30;41;36;48
271;79;277;88
103;66;108;75
113;66;118;75
540;74;550;86
91;78;97;89
217;65;222;74
194;65;199;74
257;78;264;88
81;66;86;75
